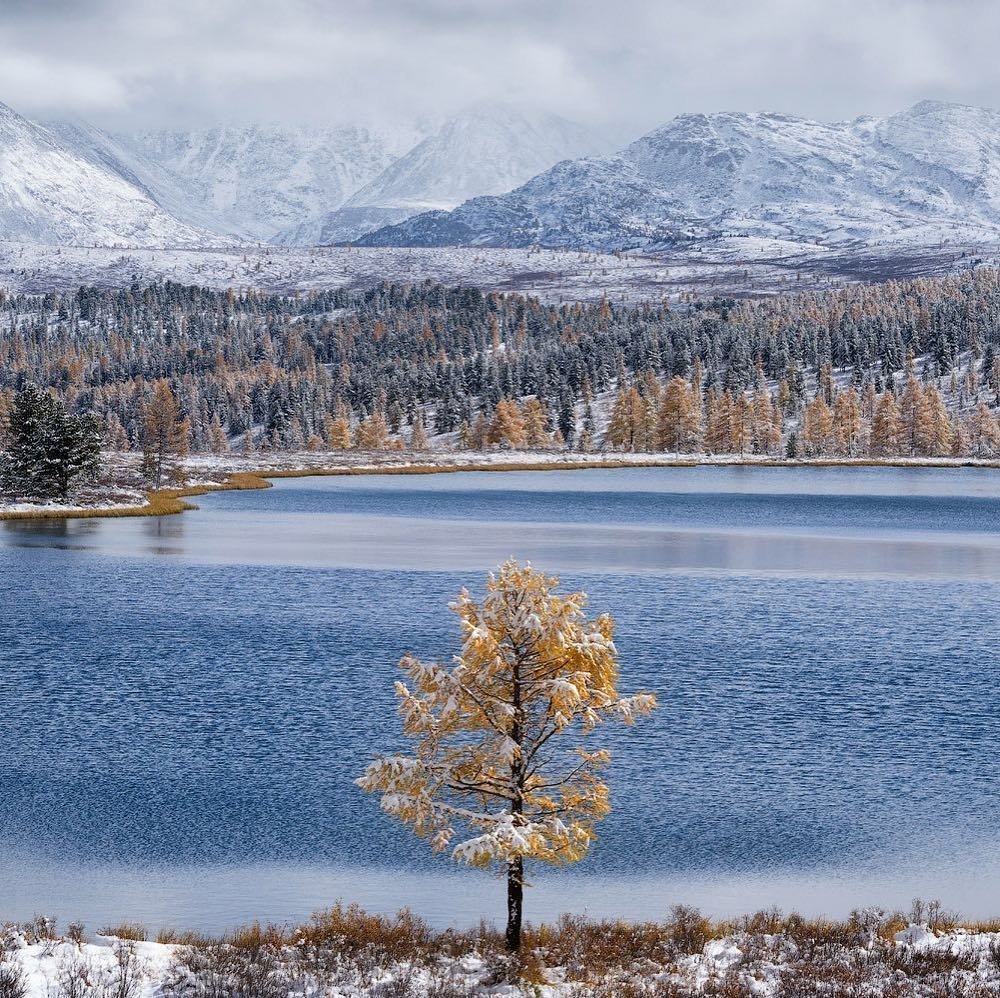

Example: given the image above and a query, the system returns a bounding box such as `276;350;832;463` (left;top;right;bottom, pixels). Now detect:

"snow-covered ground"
2;239;996;303
4;918;1000;996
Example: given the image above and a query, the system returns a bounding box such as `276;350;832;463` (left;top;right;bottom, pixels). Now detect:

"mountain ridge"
357;100;1000;253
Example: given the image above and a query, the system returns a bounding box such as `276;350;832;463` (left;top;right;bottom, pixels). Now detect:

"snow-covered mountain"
125;124;417;242
277;104;609;245
357;101;1000;252
0;101;211;246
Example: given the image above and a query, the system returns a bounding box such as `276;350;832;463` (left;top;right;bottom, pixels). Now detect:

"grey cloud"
0;0;998;135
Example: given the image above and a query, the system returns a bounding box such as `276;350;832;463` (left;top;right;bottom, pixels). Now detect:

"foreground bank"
3;905;1000;997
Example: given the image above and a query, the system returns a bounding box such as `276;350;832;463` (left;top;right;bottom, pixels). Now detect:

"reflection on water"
3;466;1000;927
5;465;1000;579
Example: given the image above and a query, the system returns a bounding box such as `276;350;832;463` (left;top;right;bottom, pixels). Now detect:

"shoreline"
3;901;1000;996
2;450;1000;523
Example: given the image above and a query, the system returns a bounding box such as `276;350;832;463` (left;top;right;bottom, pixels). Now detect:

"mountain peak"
357;98;1000;253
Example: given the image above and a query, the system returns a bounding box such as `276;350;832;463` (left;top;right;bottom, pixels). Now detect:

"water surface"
2;465;999;928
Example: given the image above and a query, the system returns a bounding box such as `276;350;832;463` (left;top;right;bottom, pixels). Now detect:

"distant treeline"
1;271;1000;458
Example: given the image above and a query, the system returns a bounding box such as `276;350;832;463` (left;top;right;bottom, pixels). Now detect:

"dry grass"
0;470;271;523
97;923;147;942
10;902;1000;995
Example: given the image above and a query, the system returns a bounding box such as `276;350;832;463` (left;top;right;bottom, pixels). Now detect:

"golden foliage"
357;560;656;872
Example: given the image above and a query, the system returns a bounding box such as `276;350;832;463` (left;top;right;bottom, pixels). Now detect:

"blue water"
2;466;1000;927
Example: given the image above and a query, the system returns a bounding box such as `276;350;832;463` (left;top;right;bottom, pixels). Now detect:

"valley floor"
2;238;998;302
4;907;1000;997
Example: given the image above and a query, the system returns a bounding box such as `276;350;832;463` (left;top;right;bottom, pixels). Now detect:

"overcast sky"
0;0;997;135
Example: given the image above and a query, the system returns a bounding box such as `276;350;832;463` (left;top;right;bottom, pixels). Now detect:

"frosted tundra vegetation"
356;559;656;952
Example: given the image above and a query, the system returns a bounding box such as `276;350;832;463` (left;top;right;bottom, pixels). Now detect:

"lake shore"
3;903;1000;997
3;448;1000;522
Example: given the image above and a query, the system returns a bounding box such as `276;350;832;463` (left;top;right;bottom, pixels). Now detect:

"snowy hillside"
358;100;1000;252
277;104;608;245
44;120;221;234
125;123;416;241
0;102;211;247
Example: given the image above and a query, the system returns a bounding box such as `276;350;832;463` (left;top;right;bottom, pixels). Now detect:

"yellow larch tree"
410;415;430;451
922;386;953;456
355;409;390;450
603;385;646;452
801;395;834;455
488;398;528;449
967;401;1000;457
324;402;353;450
832;388;864;456
522;397;550;449
899;375;930;456
704;388;732;453
356;560;656;952
141;379;191;485
658;376;702;453
869;391;903;456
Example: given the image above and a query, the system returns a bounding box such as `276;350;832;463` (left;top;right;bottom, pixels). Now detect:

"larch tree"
410;415;429;451
604;385;646;452
356;410;390;450
522;397;550;449
833;389;863;456
141;379;190;486
870;391;903;456
659;376;702;453
801;395;834;455
487;398;528;449
356;560;656;952
324;403;353;450
968;401;1000;457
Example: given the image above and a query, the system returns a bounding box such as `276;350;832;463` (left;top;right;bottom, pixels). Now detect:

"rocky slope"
125;123;413;241
277;104;607;244
0;101;211;247
358;100;1000;252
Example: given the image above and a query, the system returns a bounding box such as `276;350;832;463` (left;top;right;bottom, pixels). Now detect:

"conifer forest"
2;269;1000;463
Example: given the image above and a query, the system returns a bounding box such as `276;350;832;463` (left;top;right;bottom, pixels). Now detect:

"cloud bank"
0;0;997;132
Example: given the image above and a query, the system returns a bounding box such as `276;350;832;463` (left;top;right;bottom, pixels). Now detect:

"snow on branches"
356;559;656;878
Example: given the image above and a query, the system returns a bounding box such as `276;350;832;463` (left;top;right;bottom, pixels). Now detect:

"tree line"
1;271;1000;460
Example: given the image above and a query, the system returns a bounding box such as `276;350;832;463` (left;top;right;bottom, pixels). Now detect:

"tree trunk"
506;855;523;952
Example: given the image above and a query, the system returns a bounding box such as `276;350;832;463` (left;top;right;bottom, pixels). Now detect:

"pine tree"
557;393;576;447
0;384;101;500
356;561;656;952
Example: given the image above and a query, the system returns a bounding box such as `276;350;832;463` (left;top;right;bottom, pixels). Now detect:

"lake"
2;465;1000;930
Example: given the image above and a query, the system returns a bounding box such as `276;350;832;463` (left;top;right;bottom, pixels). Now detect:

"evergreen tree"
0;383;101;500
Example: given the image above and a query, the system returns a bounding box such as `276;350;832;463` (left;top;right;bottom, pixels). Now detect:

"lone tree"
0;384;101;501
141;380;191;486
356;559;656;951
